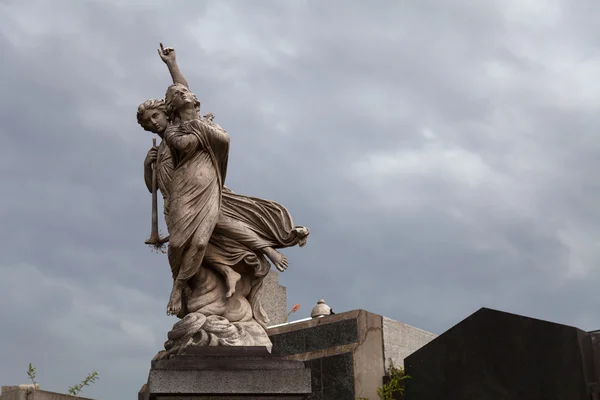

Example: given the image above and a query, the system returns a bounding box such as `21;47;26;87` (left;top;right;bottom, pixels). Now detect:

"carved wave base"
153;313;272;360
154;263;273;360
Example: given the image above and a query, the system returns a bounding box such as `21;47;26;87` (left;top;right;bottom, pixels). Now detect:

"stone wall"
267;309;436;400
382;317;436;368
261;269;287;327
1;386;94;400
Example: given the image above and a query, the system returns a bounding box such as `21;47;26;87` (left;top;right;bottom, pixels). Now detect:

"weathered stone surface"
310;299;332;318
382;316;436;368
155;313;273;360
144;347;311;399
1;386;94;400
262;270;287;327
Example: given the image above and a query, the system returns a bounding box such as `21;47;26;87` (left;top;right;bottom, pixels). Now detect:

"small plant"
284;303;300;322
377;359;410;400
25;364;99;397
27;363;37;385
67;370;99;397
356;359;411;400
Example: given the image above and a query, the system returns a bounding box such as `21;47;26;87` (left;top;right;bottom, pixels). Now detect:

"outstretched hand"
158;43;176;64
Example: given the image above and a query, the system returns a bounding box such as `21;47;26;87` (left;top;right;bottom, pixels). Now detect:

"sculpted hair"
136;98;166;127
165;83;201;122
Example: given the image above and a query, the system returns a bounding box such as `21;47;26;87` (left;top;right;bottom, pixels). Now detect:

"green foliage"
67;370;99;396
376;359;410;399
356;359;411;400
26;364;99;397
27;363;37;385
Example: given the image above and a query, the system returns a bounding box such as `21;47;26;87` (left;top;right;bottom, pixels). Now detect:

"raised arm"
158;43;189;89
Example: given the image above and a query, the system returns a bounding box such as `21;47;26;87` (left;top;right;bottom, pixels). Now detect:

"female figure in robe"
162;83;227;316
138;45;309;316
138;96;308;317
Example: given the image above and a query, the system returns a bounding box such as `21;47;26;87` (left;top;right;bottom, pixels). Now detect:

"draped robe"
157;117;307;326
165;118;229;282
156;140;173;224
158;120;306;281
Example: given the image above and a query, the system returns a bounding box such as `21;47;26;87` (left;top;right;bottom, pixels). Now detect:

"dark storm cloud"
2;0;600;399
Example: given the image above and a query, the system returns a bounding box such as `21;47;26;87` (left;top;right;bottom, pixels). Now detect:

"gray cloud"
1;0;600;398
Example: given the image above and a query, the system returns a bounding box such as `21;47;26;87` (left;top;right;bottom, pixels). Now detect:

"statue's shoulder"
164;123;179;136
202;112;227;133
195;117;229;144
187;118;208;131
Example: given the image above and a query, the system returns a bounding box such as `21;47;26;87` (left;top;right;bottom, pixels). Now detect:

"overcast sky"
1;0;600;398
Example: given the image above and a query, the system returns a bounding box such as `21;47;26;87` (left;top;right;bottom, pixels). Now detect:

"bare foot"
294;226;310;247
166;281;184;316
224;269;241;298
264;247;289;272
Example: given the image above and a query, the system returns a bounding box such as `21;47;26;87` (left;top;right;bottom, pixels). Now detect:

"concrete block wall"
382;317;437;369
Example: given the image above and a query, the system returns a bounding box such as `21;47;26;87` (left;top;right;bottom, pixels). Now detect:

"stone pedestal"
139;347;311;400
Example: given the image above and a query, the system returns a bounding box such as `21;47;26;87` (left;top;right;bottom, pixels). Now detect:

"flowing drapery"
165;119;229;281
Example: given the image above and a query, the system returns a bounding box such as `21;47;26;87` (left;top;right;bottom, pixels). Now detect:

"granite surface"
305;353;355;400
155;397;306;400
405;307;593;400
270;318;359;356
144;347;311;399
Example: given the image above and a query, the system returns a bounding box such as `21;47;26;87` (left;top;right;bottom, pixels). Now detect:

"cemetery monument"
136;43;311;399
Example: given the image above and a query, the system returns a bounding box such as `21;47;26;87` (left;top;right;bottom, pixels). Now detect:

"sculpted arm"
158;43;189;88
166;130;198;152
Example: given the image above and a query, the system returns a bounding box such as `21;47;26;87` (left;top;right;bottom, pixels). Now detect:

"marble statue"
136;44;309;359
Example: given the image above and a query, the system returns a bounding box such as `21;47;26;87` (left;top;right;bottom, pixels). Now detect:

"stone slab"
268;310;381;400
152;347;305;371
154;396;306;400
262;270;287;327
405;307;595;399
269;318;359;356
1;387;94;400
144;346;311;399
304;352;355;400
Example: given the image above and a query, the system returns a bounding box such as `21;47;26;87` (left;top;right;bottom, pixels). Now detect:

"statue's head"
165;83;200;121
137;98;168;134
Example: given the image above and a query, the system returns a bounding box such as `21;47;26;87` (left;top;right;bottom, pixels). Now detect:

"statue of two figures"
136;44;309;359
